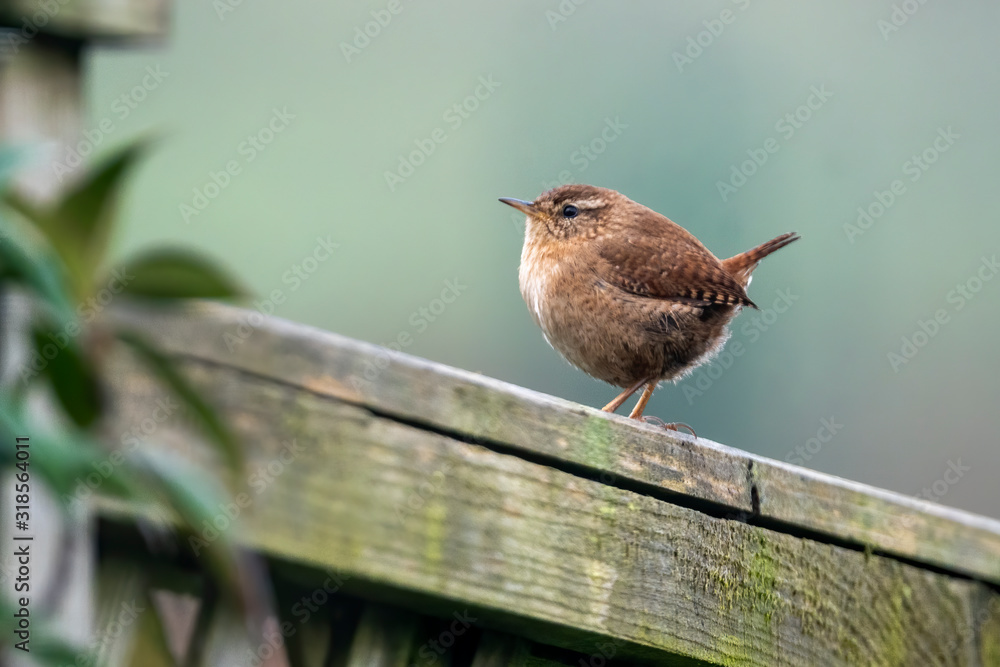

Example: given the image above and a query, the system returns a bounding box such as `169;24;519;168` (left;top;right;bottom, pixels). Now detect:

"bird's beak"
498;197;536;216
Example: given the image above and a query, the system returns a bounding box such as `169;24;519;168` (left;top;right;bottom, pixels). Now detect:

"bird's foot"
642;416;697;437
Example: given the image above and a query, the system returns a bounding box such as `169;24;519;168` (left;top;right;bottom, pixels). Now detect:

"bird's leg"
601;377;649;413
628;381;658;420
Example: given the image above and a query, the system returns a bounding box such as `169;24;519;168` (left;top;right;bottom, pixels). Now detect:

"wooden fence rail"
3;2;999;662
100;303;1000;666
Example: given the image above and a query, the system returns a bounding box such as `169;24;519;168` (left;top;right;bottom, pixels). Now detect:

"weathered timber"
102;303;1000;666
0;0;169;40
109;302;1000;585
345;605;420;667
470;633;532;667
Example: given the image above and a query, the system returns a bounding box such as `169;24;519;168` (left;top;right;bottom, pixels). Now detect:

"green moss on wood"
981;601;1000;667
580;416;615;472
111;353;1000;667
423;501;447;566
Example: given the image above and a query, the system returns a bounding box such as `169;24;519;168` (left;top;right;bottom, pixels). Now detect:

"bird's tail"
722;232;800;285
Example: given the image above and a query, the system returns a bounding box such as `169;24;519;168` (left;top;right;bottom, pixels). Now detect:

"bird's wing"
596;223;755;309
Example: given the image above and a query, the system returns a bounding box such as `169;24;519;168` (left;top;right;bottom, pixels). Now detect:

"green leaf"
0;212;77;326
53;139;150;277
3;189;49;229
26;631;92;667
31;325;103;429
3;190;51;228
0;401;141;503
3;187;92;300
115;330;243;472
117;248;247;301
2;191;63;273
0;145;34;186
0;594;90;666
1;140;151;300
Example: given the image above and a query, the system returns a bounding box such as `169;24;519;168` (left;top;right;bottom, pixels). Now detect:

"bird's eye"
562;204;579;218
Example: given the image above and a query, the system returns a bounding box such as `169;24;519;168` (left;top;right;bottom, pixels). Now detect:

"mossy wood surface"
103;303;1000;666
111;303;1000;585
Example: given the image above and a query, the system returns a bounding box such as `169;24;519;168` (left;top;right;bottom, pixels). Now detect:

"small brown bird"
500;184;799;428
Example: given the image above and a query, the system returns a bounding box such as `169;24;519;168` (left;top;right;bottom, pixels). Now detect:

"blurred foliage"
0;143;251;664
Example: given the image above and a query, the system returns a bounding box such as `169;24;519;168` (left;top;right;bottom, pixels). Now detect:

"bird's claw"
642;416;697;437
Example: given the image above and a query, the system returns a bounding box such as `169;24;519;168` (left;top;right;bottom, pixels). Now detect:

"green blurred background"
84;1;999;517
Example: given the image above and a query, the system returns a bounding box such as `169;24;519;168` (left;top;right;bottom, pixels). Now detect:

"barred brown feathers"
503;184;799;419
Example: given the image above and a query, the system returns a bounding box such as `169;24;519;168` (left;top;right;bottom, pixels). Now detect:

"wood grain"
344;605;419;667
103;350;1000;666
0;0;169;40
469;633;531;667
107;303;1000;586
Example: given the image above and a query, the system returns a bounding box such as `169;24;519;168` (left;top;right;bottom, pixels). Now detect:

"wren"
500;184;799;427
